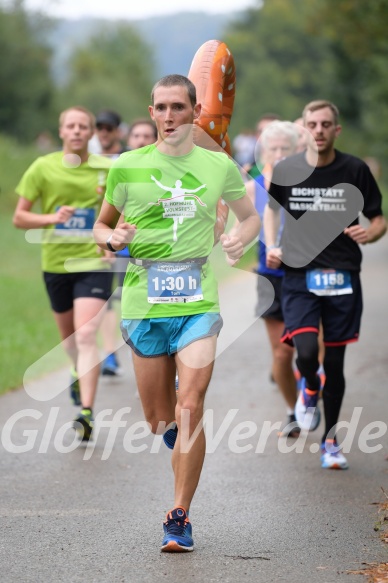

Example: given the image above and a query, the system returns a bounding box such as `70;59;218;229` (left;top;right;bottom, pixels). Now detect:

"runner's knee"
75;322;98;348
175;397;204;431
273;343;293;366
142;409;175;434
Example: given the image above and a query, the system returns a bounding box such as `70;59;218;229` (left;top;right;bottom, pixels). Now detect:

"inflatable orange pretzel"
188;40;236;243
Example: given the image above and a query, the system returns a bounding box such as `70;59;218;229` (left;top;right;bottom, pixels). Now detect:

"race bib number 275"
55;207;95;236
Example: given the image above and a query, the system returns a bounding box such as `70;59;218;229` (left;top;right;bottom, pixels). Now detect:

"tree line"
0;0;155;143
225;0;388;171
1;0;387;176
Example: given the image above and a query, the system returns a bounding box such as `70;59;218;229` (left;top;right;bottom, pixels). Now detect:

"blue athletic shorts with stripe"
281;271;363;347
120;313;223;358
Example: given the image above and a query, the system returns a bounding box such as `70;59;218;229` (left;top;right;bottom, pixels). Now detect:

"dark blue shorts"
256;273;283;321
281;271;363;346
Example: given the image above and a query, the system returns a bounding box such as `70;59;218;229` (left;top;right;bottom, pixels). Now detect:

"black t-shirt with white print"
268;150;383;272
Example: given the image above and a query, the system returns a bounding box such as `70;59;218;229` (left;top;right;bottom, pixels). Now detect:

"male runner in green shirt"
94;75;260;552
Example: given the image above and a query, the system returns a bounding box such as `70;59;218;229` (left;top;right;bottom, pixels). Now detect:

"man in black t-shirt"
264;100;386;470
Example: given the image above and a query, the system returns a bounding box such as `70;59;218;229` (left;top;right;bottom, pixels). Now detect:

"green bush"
0;134;43;211
0;211;66;395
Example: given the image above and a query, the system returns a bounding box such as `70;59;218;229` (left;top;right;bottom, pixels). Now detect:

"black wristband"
106;235;117;253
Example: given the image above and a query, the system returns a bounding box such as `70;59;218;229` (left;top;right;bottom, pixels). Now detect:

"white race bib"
147;261;203;304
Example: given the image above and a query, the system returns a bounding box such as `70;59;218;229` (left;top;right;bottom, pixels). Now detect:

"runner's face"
149;85;200;146
127;123;156;149
304;107;341;155
96;124;120;152
59;110;94;155
263;135;295;167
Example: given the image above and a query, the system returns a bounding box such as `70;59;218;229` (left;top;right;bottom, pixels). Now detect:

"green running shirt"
105;144;246;318
16;151;110;273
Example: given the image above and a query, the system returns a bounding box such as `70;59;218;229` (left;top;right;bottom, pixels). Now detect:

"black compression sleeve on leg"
293;332;320;392
322;345;346;443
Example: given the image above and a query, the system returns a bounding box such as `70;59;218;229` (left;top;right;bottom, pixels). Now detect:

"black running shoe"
69;368;81;406
278;414;301;438
73;408;94;441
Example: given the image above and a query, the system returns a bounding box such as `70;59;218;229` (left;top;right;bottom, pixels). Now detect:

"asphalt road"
1;237;387;583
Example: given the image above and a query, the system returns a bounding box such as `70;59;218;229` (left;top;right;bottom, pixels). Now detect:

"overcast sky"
23;0;259;20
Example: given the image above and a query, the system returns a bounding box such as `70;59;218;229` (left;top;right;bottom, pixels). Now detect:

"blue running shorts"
121;313;223;357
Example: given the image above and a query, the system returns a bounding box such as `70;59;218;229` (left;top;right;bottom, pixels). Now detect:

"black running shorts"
255;273;284;321
43;270;114;313
281;271;363;346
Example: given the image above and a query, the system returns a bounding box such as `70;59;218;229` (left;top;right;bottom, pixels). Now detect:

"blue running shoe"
101;353;122;376
163;422;178;450
161;507;193;552
295;377;321;431
69;368;81;406
296;367;325;395
73;408;94;442
321;439;349;470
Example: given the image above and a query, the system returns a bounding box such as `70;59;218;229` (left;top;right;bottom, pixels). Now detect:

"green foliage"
0;0;56;141
0;211;66;395
225;0;388;173
310;0;388;166
225;0;336;131
0;134;44;211
309;0;388;59
0;3;156;139
57;24;156;120
0;135;64;394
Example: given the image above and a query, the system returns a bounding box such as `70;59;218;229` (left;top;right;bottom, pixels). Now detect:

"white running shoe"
295;377;321;431
320;440;349;470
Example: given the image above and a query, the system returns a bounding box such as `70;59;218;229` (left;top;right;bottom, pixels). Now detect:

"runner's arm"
344;215;387;245
220;193;260;264
13;196;75;229
93;199;136;252
263;203;282;269
227;179;255;239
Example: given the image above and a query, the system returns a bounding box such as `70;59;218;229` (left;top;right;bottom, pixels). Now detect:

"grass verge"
0;213;66;395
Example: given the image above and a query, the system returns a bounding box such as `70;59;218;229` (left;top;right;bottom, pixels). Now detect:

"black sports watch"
106;234;117;253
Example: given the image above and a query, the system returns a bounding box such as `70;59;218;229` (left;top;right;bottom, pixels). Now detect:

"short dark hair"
302;100;340;124
151;74;197;107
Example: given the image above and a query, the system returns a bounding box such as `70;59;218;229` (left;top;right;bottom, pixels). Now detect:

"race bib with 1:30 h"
147;261;203;303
